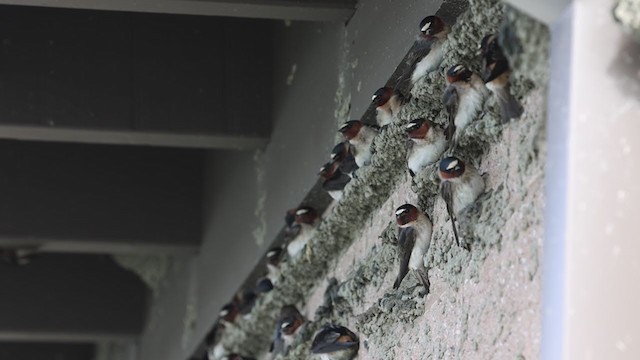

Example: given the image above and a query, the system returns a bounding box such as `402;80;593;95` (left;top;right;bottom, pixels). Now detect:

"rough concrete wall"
215;0;548;358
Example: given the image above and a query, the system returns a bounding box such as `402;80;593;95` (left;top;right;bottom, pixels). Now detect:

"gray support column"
0;0;355;21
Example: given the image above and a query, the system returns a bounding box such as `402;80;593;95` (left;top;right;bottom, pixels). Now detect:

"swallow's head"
372;87;393;107
439;156;466;179
331;141;350;162
219;302;239;322
279;305;304;335
395;204;420;226
318;160;340;180
255;277;274;293
265;246;283;266
446;64;473;83
294;206;318;225
477;34;497;56
338;120;363;140
419;15;446;39
405;118;431;139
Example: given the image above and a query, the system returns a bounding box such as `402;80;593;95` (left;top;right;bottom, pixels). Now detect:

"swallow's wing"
270;325;284;355
440;181;461;247
339;149;359;174
443;85;458;142
393;226;416;289
311;326;359;354
323;173;351;191
483;57;510;83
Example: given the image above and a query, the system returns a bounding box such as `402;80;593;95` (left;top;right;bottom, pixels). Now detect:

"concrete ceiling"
0;0;356;21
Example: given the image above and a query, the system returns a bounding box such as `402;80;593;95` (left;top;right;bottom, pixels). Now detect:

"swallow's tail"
495;84;523;123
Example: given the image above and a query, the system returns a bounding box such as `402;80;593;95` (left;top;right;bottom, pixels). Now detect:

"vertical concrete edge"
542;3;574;360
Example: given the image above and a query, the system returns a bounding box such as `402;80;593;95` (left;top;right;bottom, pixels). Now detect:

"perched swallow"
286;206;319;258
219;302;240;325
393;204;431;292
271;305;306;355
331;141;359;177
338;120;379;167
0;247;39;266
255;277;274;293
442;64;489;151
405;118;447;177
204;321;226;359
438;157;484;249
265;246;284;283
223;354;255;360
237;290;258;318
478;34;523;123
372;87;405;126
310;324;359;360
319;160;352;201
408;15;451;87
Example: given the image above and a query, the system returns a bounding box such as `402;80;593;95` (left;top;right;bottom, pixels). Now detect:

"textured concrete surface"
213;0;547;359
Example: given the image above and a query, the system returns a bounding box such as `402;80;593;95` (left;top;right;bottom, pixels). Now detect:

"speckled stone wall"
214;0;549;359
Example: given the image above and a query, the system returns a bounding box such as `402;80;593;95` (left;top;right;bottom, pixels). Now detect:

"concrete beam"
0;0;356;21
0;125;269;150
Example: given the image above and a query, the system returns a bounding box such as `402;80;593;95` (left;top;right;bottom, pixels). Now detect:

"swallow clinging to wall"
286;206;320;259
319;160;352;201
442;64;489;152
405;118;447;177
330;141;359;177
219;302;240;326
310;325;359;360
372;87;406;127
338;120;379;168
393;204;432;293
438;157;484;250
408;15;451;87
265;246;284;284
271;305;306;356
478;34;523;123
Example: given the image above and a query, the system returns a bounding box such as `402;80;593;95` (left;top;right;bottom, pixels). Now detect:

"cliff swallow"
372;87;405;127
265;246;284;283
405;118;447;177
442;64;489;151
310;324;359;360
319;160;351;201
409;15;451;87
286;206;319;258
205;321;226;359
338;120;379;167
0;247;39;266
237;290;258;318
438;157;484;249
478;34;523;123
271;305;306;355
331;141;359;177
393;204;431;292
255;277;274;293
219;302;240;325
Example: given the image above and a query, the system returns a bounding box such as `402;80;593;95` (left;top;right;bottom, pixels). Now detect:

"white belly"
287;230;313;258
452;172;485;215
408;222;432;270
407;138;447;175
328;189;343;200
376;108;393;126
353;146;372;167
411;43;443;84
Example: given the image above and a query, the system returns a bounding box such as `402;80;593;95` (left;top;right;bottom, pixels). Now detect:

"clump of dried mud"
217;0;548;359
